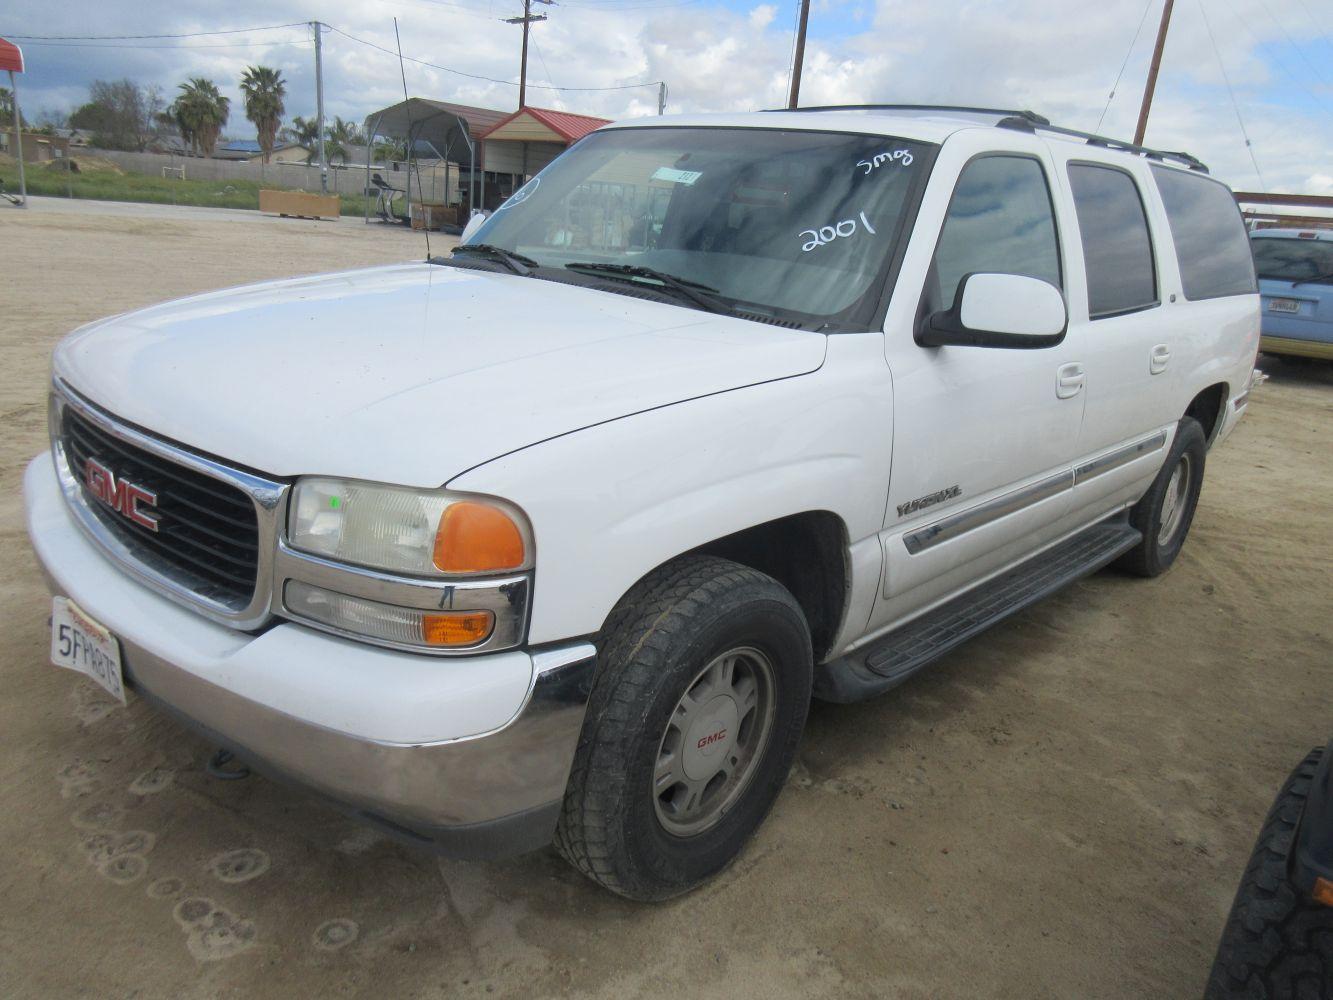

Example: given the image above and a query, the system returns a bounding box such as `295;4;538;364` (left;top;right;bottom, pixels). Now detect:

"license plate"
50;597;125;705
1268;297;1301;314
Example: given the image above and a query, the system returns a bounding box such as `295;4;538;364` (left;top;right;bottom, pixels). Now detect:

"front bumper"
25;453;594;859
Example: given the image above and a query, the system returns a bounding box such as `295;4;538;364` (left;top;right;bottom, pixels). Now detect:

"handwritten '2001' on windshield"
799;211;877;253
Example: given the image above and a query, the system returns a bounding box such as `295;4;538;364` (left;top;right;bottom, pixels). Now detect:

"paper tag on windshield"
653;167;703;186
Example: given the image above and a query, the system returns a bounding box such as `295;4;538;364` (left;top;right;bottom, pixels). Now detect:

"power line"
15;38;313;51
1250;0;1333;92
0;22;310;41
1196;0;1265;191
1213;0;1333;117
1292;0;1333;61
324;22;660;91
530;32;560;93
1096;0;1155;134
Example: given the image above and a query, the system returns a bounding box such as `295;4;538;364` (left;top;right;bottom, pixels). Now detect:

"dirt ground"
1;197;1329;1000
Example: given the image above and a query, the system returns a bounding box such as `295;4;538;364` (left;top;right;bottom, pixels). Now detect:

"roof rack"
765;104;1209;173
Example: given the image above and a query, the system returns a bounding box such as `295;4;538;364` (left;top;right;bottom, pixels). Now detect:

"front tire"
1117;417;1207;577
553;555;812;901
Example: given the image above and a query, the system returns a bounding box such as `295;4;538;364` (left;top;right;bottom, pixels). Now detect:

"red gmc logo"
697;729;727;751
84;457;160;532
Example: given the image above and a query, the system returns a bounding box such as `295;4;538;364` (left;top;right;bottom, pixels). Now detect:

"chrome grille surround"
50;379;286;629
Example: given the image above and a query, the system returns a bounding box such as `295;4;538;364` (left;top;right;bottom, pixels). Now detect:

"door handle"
1056;362;1085;399
1150;344;1171;375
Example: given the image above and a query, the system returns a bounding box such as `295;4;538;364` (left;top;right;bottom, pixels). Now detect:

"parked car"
25;106;1260;900
1250;227;1333;361
1206;740;1333;998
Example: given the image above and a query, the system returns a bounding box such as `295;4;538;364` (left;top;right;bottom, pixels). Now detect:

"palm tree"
239;66;286;164
171;78;229;157
325;116;363;165
287;114;364;165
288;114;320;163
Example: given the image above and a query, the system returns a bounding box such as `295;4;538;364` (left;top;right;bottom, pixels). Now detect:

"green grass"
8;163;366;216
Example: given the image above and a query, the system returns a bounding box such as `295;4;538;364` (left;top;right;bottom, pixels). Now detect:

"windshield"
466;126;933;326
1251;236;1333;283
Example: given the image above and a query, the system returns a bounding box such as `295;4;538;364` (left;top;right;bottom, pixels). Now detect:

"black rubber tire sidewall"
556;556;813;901
1120;417;1207;577
619;595;811;893
1204;748;1333;998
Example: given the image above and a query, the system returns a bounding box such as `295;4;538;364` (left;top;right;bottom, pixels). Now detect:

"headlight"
289;477;531;576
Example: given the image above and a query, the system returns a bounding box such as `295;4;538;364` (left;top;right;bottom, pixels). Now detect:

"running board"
815;519;1142;703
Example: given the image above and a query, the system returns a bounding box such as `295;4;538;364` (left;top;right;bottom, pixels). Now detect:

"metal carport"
361;99;507;224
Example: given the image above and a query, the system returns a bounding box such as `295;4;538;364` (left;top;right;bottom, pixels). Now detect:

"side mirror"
918;272;1067;349
459;209;490;246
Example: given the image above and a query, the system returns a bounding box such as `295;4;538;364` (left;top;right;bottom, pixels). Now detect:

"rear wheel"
553;555;812;901
1117;417;1207;577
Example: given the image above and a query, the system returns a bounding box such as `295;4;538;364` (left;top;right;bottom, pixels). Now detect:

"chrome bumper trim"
119;628;595;834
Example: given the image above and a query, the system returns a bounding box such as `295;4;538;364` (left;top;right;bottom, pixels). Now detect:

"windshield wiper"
1291;269;1333;287
563;262;735;315
446;244;538;276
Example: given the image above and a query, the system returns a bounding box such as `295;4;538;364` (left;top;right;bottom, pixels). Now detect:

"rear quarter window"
1150;165;1257;300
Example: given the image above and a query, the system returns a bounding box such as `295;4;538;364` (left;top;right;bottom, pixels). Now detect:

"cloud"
749;4;777;30
4;0;1331;190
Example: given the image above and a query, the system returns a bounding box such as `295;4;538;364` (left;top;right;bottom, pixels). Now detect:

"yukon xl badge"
897;485;961;519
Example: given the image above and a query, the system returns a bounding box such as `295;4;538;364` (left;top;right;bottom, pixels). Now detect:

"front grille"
61;407;260;608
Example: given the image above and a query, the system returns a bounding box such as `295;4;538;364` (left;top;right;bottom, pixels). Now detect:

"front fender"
448;333;893;645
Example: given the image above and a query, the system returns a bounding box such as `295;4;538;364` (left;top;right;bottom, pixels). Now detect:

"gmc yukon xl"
25;106;1260;900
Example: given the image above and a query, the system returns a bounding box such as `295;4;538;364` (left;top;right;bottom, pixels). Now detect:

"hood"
54;263;827;487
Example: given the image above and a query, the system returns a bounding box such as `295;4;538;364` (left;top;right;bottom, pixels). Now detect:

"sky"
3;0;1332;193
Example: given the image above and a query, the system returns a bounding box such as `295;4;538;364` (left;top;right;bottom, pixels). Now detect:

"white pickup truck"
25;106;1260;901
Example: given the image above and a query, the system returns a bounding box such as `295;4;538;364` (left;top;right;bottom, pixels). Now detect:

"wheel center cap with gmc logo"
682;695;739;781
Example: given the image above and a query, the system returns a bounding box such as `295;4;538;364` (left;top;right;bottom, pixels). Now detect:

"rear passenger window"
1068;164;1157;318
930;155;1062;309
1151;165;1257;300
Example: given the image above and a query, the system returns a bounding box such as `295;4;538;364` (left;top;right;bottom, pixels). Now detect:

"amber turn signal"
422;610;495;647
1314;876;1333;908
433;501;526;573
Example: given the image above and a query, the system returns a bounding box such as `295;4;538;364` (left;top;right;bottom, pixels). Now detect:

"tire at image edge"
1204;748;1333;999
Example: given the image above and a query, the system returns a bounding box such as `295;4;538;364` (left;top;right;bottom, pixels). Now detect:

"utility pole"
312;20;328;192
504;0;552;110
658;81;667;115
1134;0;1174;146
787;0;810;109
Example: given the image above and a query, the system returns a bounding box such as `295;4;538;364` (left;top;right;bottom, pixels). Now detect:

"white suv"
25;106;1260;900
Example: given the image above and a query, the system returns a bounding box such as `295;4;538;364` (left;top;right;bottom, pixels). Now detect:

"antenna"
393;17;430;260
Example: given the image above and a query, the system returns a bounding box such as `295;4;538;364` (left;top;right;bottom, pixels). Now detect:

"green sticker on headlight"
329;496;341;510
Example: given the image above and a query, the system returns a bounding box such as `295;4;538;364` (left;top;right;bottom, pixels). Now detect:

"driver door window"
926;155;1062;313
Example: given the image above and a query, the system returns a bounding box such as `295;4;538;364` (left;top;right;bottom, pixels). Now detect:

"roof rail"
769;104;1051;126
765;103;1209;173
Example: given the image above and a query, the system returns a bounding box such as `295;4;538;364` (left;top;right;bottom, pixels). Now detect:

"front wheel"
1117;417;1207;577
553;555;812;901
